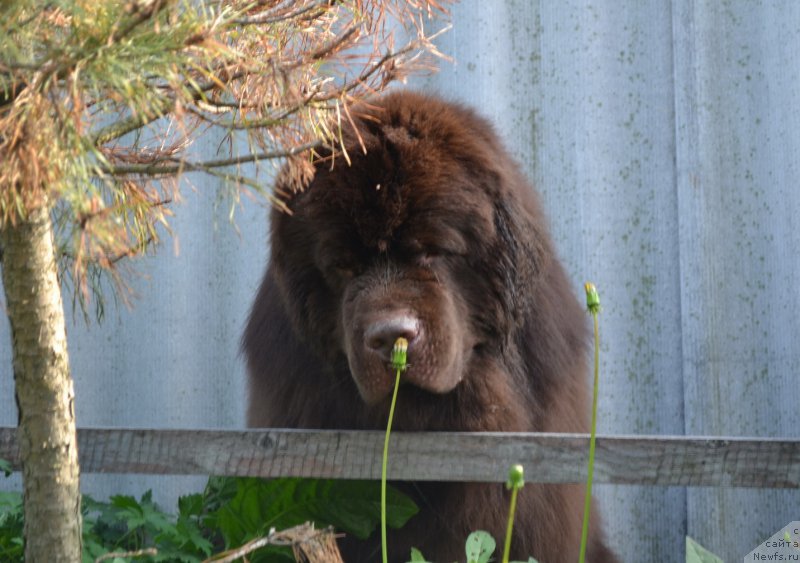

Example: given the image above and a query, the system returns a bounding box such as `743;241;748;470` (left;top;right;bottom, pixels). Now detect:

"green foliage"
0;491;24;561
0;470;730;563
0;476;418;562
412;530;539;563
685;536;724;563
465;531;495;563
213;477;418;562
81;491;212;563
407;547;430;562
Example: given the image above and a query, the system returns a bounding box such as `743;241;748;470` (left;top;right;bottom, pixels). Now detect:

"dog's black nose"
364;314;420;360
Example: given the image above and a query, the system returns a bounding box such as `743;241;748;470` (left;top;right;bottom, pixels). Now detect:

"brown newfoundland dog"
243;91;617;563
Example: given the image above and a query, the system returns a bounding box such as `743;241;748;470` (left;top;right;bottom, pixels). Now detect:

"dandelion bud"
506;464;525;490
584;282;600;314
391;337;408;372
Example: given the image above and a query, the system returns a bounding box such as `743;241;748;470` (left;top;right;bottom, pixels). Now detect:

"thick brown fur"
243;91;617;563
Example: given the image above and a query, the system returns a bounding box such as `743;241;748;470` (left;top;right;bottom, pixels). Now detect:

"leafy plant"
409;530;538;563
0;490;23;562
81;491;212;563
0;476;418;562
213;477;417;562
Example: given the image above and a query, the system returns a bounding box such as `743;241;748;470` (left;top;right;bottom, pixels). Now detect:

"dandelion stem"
579;283;601;563
381;367;401;563
502;489;517;563
502;464;524;563
382;337;408;563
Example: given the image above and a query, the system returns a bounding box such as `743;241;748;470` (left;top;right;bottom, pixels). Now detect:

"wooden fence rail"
0;427;798;488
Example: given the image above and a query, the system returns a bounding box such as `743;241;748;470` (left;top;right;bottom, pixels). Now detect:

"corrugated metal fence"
2;2;798;561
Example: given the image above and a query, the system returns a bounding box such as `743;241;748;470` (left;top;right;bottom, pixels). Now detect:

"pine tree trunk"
1;203;82;562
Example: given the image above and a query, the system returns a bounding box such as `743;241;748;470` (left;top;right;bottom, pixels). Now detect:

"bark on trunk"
1;203;82;562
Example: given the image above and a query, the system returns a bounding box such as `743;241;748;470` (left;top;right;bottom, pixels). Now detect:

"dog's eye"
332;265;356;280
416;252;440;267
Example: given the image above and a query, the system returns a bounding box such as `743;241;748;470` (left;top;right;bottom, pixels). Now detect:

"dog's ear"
242;265;340;427
489;184;551;321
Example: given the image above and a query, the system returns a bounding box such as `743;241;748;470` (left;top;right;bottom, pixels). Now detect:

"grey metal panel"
672;1;800;560
2;2;799;561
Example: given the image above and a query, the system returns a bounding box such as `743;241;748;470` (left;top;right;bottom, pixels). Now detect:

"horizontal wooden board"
0;427;797;488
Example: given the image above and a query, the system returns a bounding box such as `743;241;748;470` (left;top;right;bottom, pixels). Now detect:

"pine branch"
110;0;172;44
90;68;250;146
101;140;323;176
232;0;328;26
91;96;175;146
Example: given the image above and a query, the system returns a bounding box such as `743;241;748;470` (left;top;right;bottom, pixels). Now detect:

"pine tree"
0;1;447;559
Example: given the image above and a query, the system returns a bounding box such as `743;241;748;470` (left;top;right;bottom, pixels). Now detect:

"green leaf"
213;478;417;550
209;476;419;563
686;536;723;563
82;490;213;561
0;491;22;511
0;490;24;562
138;495;174;535
313;480;419;536
465;530;496;563
408;547;431;562
82;540;108;563
178;493;205;518
174;515;213;555
0;459;11;477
